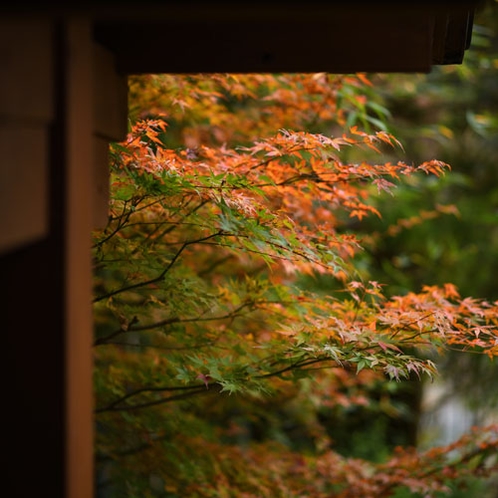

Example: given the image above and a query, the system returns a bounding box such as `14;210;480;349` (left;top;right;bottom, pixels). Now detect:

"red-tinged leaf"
377;341;403;354
384;364;403;380
372;178;396;195
196;373;212;389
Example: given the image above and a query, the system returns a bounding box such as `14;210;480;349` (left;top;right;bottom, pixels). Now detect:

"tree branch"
93;230;224;303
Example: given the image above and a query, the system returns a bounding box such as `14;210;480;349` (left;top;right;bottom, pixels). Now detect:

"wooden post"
0;16;124;498
63;18;95;498
1;18;68;497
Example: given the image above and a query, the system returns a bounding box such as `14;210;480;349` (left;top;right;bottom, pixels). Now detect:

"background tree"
349;0;498;455
93;28;498;498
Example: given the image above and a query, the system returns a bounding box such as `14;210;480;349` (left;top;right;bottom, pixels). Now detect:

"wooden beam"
93;4;436;74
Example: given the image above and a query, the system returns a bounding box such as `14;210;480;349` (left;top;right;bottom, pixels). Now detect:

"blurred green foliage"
352;0;498;464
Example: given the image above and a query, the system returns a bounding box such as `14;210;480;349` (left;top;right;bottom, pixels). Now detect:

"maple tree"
93;72;498;497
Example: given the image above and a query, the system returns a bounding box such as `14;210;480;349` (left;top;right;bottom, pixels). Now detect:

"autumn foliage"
93;73;498;497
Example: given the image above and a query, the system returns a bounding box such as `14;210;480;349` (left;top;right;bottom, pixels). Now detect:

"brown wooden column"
63;18;94;498
64;20;127;498
1;17;66;496
1;15;127;498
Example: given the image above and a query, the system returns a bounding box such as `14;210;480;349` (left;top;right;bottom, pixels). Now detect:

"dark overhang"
92;2;479;74
2;1;481;74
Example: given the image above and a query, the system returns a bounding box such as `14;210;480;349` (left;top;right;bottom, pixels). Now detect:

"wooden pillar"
63;19;95;498
1;15;127;498
1;18;66;496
